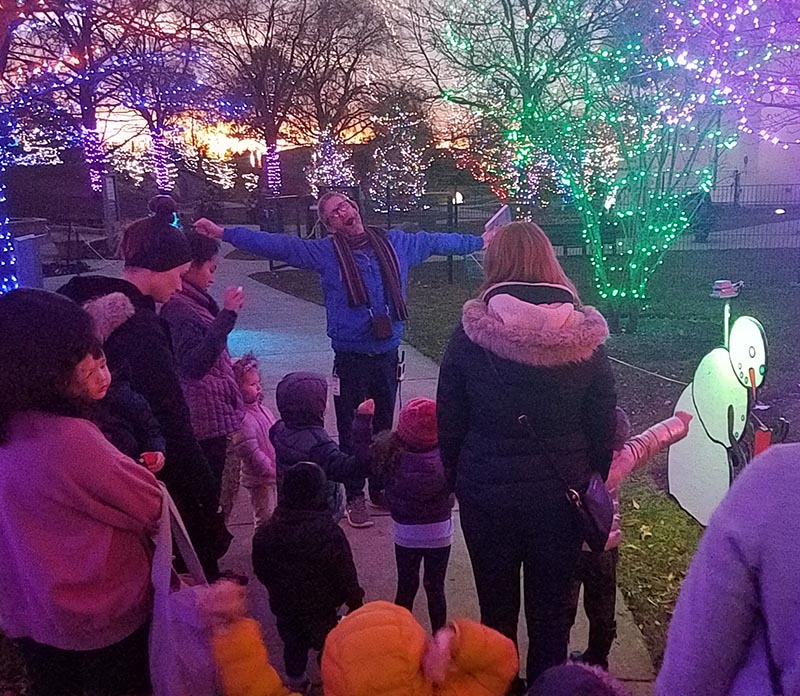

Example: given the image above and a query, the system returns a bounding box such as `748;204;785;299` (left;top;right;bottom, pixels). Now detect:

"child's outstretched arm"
607;411;692;490
309;401;374;483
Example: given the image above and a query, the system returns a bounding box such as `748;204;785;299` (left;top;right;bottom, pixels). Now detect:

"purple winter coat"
161;280;243;441
657;443;800;696
384;448;453;526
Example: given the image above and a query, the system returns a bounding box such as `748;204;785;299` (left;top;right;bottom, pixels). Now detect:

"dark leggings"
15;620;150;696
277;615;337;680
460;496;581;683
333;350;398;501
394;544;451;632
567;547;619;665
199;435;229;502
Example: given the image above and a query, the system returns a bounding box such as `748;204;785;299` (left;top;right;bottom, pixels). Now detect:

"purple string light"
262;143;281;196
82;127;107;192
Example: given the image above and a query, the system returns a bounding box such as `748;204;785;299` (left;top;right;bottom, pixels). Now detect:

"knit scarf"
331;226;409;321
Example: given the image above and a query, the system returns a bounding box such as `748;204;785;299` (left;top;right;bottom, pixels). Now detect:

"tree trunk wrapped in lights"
0;107;18;295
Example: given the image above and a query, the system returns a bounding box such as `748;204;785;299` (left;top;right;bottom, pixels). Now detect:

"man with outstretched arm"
194;191;493;528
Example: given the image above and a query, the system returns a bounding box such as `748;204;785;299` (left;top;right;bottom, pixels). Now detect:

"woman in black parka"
59;196;231;579
436;222;617;691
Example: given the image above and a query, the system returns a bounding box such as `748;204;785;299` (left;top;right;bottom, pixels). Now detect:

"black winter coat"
92;367;166;461
58;276;230;568
252;507;364;638
269;372;372;516
437;283;617;505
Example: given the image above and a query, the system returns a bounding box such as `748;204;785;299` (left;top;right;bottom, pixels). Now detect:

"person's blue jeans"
333;349;398;501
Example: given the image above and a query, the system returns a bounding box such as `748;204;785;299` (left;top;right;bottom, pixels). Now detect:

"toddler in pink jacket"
568;409;691;670
231;353;279;527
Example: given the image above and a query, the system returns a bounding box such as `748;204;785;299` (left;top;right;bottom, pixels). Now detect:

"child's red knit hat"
397;398;438;450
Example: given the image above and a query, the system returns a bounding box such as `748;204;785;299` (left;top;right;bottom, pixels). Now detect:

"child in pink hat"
373;397;454;631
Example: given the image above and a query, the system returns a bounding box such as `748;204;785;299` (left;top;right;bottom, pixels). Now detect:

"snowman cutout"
667;282;767;526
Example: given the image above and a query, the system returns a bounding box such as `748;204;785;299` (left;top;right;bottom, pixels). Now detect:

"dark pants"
333;349;398;500
567;547;619;666
277;614;337;680
395;544;451;632
15;621;150;696
460;493;581;683
199;435;229;502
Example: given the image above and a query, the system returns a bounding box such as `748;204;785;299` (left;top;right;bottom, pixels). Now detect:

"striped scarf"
331;226;409;321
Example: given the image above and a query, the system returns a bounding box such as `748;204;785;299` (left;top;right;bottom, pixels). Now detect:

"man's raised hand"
193;217;224;239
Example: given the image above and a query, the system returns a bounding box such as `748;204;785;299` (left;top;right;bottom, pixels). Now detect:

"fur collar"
82;292;136;343
462;297;609;367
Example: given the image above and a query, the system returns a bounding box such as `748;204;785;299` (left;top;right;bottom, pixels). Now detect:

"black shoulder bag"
483;347;613;553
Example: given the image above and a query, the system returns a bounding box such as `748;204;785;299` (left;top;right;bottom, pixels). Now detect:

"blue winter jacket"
223;226;484;354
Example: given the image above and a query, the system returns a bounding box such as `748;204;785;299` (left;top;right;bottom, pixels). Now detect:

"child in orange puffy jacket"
321;601;518;696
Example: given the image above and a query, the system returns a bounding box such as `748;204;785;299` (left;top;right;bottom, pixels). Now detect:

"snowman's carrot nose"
749;366;757;398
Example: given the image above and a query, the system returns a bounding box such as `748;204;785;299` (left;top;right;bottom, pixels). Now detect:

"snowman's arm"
581;345;618;480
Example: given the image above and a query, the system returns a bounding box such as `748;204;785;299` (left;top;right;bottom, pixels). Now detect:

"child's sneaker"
345;496;374;528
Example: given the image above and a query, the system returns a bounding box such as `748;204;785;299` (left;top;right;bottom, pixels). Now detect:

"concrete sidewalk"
213;249;655;695
45;251;655;694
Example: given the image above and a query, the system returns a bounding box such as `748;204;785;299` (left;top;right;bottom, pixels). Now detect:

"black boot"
506;676;527;695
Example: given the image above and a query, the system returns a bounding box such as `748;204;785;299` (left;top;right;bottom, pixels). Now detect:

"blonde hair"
232;352;259;385
480;221;580;302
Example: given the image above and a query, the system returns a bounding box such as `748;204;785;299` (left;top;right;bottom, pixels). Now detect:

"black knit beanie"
122;196;192;272
281;462;328;511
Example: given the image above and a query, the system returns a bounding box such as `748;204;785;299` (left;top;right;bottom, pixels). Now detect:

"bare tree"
6;0;163;189
291;0;388;190
202;0;321;194
108;8;208;191
291;0;387;144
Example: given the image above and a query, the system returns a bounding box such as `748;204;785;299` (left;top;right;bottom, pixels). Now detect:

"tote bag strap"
152;483;208;596
167;493;208;586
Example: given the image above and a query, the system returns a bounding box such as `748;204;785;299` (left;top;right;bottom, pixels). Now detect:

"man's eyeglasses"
328;200;354;218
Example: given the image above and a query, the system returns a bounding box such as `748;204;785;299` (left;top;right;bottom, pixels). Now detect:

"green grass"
253;250;800;666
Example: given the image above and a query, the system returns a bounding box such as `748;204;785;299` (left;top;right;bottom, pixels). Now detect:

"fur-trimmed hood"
462;283;609;367
82;292;137;343
58;275;153;344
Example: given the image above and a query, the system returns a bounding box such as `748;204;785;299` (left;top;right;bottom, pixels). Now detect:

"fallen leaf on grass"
640;525;653;540
632;500;641;510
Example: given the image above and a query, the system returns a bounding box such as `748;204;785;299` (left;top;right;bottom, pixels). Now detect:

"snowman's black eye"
749;346;756;358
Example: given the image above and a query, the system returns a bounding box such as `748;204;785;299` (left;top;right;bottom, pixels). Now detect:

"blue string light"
0;107;19;295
